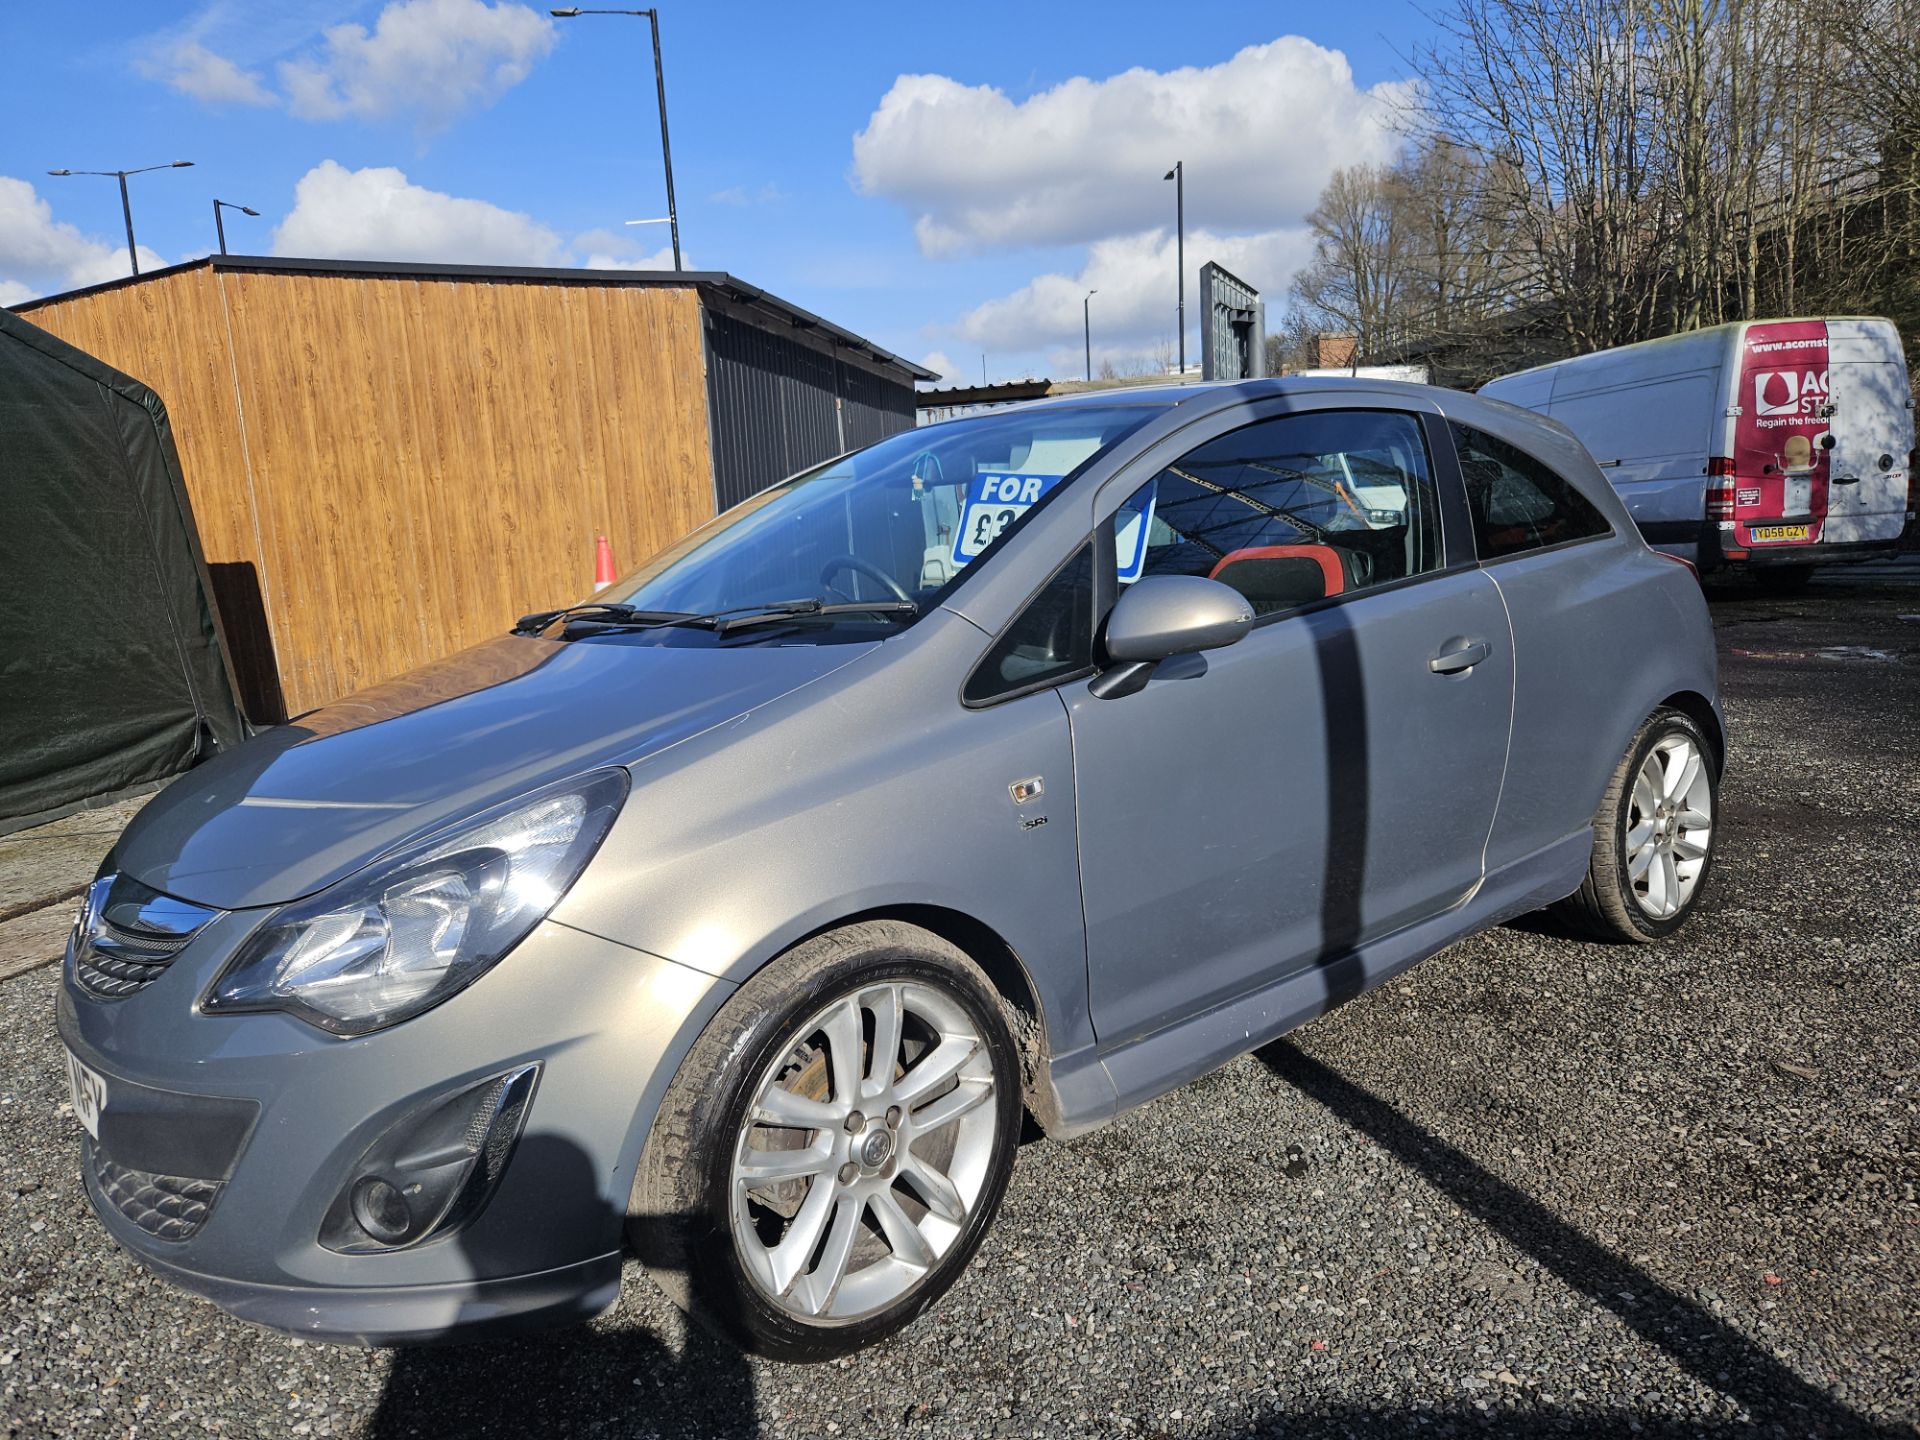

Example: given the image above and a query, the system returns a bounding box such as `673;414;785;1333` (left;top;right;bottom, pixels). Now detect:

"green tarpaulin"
0;306;245;835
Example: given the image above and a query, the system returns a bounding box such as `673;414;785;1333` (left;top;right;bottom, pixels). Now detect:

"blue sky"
0;0;1431;383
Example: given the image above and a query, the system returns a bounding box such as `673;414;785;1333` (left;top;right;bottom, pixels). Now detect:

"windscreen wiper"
712;599;919;635
525;597;918;640
512;603;693;636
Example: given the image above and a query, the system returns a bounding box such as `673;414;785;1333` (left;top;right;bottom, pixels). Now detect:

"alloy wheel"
1625;734;1713;920
728;980;998;1323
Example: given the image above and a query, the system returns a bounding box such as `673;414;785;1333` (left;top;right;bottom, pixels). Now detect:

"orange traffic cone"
593;533;616;591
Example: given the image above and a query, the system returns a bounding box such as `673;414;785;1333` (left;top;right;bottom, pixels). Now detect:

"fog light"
321;1065;538;1254
350;1177;413;1244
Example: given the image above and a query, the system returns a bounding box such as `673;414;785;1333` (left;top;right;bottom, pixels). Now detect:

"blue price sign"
951;472;1065;567
1113;485;1158;583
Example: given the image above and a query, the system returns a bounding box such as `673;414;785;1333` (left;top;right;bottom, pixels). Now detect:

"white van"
1480;318;1916;589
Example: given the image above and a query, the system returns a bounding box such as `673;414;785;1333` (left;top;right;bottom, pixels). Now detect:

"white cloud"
270;163;685;270
0;178;101;276
918;349;955;383
65;242;172;288
579;245;678;271
954;225;1315;371
853;38;1412;256
573;227;681;271
142;41;275;105
271;161;566;264
278;0;554;128
0;176;169;303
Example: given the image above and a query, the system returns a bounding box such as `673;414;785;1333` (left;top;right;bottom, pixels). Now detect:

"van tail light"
1705;458;1736;520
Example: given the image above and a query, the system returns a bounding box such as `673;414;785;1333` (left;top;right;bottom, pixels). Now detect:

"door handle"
1429;638;1491;674
1832;475;1860;485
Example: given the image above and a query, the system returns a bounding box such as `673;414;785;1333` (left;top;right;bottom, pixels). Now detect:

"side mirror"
1091;575;1256;699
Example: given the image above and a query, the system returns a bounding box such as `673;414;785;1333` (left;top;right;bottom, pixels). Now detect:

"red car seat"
1208;544;1348;614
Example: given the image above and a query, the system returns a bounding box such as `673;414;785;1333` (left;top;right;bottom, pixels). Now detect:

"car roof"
977;375;1457;418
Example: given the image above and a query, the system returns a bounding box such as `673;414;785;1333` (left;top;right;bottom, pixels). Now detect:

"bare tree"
1806;0;1919;361
1395;137;1515;344
1290;164;1415;360
1286;138;1515;378
1415;0;1664;353
1264;308;1327;374
1293;0;1919;384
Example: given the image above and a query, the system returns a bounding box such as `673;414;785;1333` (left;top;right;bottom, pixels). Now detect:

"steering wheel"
820;554;914;606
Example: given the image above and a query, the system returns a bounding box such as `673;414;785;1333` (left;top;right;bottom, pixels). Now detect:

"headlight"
204;769;628;1036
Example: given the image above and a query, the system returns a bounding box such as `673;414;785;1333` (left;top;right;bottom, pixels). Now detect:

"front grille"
76;918;195;997
70;875;218;1001
87;1141;224;1241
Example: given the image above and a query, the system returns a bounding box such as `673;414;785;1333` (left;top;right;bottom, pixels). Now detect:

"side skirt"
1042;830;1592;1137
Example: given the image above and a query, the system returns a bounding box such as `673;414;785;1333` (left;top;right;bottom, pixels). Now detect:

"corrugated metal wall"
704;307;918;510
838;358;917;451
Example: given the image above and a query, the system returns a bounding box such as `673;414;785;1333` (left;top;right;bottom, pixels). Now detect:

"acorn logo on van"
1754;368;1828;419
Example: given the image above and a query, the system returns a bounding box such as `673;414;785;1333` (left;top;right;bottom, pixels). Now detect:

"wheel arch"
1658;689;1726;775
771;904;1062;1138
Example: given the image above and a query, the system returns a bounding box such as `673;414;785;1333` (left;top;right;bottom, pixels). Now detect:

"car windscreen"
598;404;1165;623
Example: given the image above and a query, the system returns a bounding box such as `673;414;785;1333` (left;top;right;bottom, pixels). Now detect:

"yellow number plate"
1749;524;1811;542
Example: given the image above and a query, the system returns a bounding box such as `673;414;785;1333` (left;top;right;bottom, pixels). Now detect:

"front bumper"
106;1227;623;1345
59;914;732;1344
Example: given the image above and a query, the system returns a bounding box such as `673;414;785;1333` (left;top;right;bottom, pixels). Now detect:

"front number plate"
1749;524;1811;542
65;1048;107;1140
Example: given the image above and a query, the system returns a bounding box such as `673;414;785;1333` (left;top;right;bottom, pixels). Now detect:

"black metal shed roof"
10;253;936;384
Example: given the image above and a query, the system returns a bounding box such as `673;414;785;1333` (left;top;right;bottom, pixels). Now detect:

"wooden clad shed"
12;256;931;720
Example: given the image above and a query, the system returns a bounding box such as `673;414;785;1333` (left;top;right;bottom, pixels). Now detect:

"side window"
1452;423;1611;559
962;544;1094;704
1110;410;1442;616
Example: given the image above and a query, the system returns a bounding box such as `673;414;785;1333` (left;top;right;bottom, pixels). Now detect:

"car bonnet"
110;633;878;910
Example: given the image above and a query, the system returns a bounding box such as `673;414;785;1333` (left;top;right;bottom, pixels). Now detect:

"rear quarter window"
1452;423;1612;560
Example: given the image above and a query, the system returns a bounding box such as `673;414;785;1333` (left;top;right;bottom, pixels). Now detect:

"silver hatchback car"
60;380;1722;1360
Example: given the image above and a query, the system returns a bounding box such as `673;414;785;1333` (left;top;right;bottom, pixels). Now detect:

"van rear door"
1823;321;1914;548
1732;320;1831;550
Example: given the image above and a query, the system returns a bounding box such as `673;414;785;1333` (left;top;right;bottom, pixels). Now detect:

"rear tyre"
1753;566;1815;595
629;921;1022;1361
1552;707;1718;943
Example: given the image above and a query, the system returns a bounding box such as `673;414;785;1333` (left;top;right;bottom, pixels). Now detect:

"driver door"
1068;406;1513;1050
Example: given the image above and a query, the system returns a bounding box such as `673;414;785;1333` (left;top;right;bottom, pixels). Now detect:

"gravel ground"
2;565;1916;1440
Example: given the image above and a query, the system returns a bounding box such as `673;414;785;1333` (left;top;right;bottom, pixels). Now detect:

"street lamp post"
46;161;194;277
1084;289;1098;382
212;199;260;256
1163;160;1184;376
551;7;682;271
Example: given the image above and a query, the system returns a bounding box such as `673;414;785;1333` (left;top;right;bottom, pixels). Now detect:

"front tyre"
630;921;1022;1361
1553;707;1719;942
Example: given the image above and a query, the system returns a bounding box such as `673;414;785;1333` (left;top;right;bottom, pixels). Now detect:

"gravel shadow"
1255;1040;1898;1439
366;1137;758;1438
